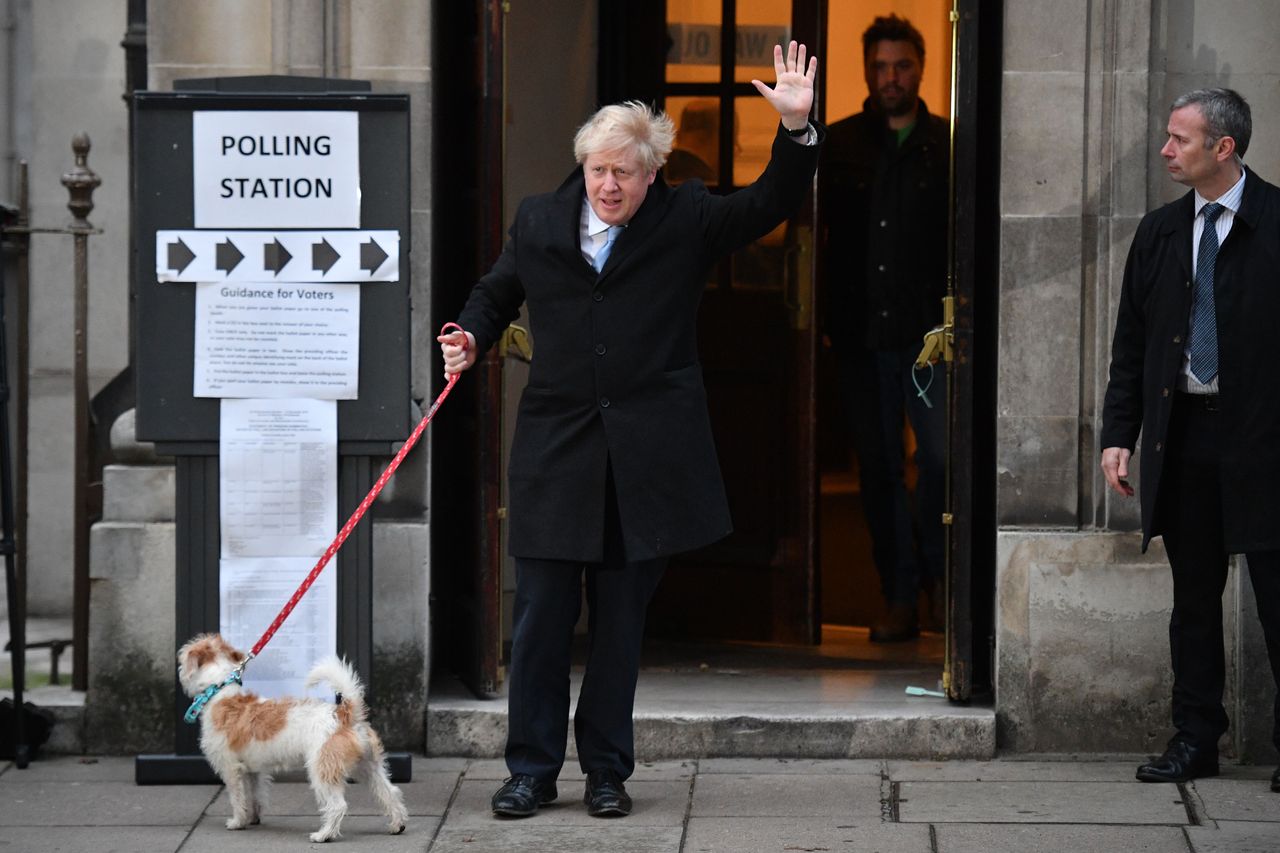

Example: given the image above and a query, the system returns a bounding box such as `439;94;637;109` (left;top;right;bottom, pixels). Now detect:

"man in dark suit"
439;42;822;818
1102;87;1280;793
819;14;950;642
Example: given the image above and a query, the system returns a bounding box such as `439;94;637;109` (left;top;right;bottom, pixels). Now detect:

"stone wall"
9;0;131;616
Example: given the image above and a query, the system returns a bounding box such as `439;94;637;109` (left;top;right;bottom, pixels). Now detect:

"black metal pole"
62;134;99;693
1;204;27;768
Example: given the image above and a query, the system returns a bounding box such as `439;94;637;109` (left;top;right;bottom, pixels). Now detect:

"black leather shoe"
1135;740;1219;783
1271;766;1279;793
491;774;557;817
584;768;632;817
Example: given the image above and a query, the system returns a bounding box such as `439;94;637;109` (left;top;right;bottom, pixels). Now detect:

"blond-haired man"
440;42;821;818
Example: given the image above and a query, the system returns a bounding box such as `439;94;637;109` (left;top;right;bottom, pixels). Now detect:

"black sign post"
132;77;412;784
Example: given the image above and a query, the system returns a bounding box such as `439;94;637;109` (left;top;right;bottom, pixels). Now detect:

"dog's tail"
306;656;367;723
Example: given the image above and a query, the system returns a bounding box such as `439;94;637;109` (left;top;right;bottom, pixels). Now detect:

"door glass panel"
734;0;792;83
666;96;721;186
731;220;787;291
731;95;781;187
666;0;723;84
824;0;954;125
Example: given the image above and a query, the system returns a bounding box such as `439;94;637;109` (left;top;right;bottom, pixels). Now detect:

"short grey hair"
1171;88;1252;159
573;101;676;173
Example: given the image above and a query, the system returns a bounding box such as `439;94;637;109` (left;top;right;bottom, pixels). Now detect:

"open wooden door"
430;0;505;699
940;0;1000;701
602;0;824;645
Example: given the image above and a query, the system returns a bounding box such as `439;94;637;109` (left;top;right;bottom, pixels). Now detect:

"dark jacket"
819;99;949;350
458;125;823;562
1101;168;1280;551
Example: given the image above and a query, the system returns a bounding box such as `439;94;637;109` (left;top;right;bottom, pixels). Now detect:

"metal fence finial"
62;133;101;230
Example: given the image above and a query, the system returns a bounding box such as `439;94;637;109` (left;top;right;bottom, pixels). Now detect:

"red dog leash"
233;322;468;677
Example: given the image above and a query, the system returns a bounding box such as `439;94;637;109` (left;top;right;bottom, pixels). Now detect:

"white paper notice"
220;398;337;559
194;282;360;399
219;556;336;700
219;399;337;698
193;111;360;228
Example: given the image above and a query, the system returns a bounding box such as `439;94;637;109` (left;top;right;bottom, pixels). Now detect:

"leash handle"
246;322;467;661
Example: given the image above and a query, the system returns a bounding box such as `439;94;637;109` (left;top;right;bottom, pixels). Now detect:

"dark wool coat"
818;99;950;350
458;125;824;562
1101;168;1280;551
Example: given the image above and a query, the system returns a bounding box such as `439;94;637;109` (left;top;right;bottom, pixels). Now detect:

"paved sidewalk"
1;755;1276;852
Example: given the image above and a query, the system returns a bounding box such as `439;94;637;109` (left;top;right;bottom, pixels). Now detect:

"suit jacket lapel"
552;169;596;277
1227;166;1262;246
1166;191;1195;281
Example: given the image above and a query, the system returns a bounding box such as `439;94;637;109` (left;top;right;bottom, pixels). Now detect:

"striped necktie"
1188;202;1225;384
593;225;622;273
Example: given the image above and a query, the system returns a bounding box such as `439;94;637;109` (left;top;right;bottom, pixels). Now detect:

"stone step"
426;669;997;761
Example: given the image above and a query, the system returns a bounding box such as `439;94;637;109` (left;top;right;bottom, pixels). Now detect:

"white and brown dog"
177;634;408;843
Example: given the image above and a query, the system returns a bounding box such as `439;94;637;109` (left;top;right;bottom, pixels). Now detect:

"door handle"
499;324;533;362
914;295;954;369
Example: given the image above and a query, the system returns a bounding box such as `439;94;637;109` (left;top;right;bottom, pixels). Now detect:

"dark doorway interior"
429;0;999;701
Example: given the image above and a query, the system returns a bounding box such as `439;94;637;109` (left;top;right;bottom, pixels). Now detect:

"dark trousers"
836;343;945;605
1157;393;1280;752
504;474;666;784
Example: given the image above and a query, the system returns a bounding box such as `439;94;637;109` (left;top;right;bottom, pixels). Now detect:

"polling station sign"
193;111;360;228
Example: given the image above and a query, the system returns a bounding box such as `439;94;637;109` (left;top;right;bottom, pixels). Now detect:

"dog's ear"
211;634;247;665
179;634;223;673
177;635;206;681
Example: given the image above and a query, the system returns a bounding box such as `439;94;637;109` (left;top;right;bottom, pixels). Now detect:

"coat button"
878;264;886;272
600;397;610;408
593;291;604;302
880;219;888;227
1162;387;1170;397
1155;441;1163;452
594;343;606;356
1172;335;1181;344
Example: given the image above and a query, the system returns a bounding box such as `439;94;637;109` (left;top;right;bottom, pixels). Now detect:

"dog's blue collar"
184;669;243;724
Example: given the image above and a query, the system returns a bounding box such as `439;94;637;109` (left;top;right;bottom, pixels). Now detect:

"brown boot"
870;603;919;642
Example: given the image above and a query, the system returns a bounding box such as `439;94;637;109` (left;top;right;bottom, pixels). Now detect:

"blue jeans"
836;343;945;606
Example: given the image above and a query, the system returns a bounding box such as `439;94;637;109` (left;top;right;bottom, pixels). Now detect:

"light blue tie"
1189;202;1224;384
593;225;622;273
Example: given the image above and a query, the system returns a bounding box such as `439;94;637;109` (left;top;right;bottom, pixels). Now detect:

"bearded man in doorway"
439;42;823;819
819;14;950;642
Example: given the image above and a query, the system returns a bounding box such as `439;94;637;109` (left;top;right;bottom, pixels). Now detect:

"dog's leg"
308;779;349;843
222;765;254;830
248;772;269;824
309;734;359;843
359;727;408;834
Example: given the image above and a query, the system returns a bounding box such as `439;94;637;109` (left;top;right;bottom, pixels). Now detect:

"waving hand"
751;40;817;130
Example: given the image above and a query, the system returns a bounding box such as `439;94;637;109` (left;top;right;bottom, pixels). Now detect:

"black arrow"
360;238;389;275
216;239;244;274
312;238;340;274
167;237;196;274
263;238;293;275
